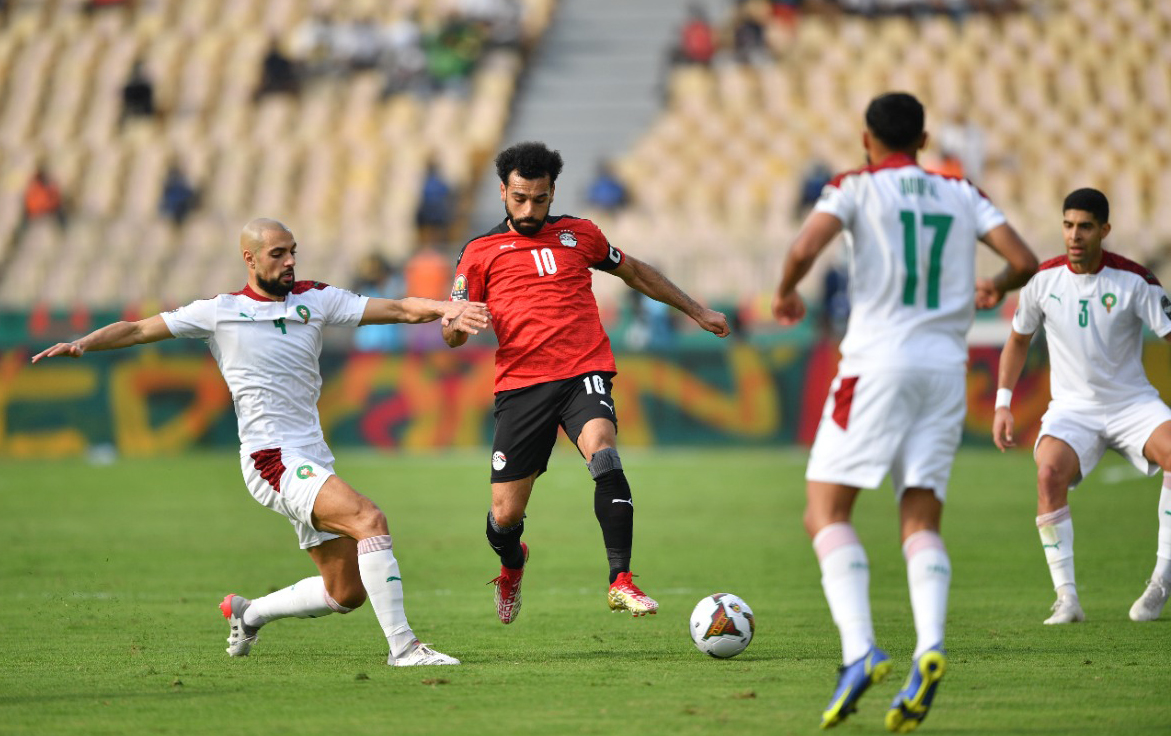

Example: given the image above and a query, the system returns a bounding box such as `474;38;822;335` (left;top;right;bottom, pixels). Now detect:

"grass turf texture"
2;448;1168;735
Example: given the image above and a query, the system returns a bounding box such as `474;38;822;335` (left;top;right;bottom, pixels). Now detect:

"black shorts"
490;371;618;482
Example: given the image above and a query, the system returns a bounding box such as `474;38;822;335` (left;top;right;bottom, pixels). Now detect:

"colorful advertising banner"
2;340;1168;458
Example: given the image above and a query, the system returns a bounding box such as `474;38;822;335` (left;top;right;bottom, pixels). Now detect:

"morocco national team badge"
452;274;468;301
492;451;507;471
558;231;577;247
296;305;311;323
1101;293;1117;313
296;464;316;479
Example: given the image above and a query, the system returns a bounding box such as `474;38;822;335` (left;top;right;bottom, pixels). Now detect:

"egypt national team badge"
558;230;577;247
296;464;316;479
296;305;311;323
1101;293;1117;313
452;274;468;301
492;451;507;471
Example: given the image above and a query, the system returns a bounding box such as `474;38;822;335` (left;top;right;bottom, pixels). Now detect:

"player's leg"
223;447;360;656
807;481;891;729
485;383;558;623
1034;435;1084;624
312;475;458;665
1132;419;1171;620
885;489;948;734
566;372;656;616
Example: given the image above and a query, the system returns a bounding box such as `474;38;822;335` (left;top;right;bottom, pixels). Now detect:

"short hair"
496;141;564;185
1062;188;1109;224
864;92;925;151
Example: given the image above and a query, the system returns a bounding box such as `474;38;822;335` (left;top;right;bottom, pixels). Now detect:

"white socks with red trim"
244;575;350;628
357;535;417;660
1037;506;1077;601
813;523;874;665
903;530;950;658
1153;478;1171;583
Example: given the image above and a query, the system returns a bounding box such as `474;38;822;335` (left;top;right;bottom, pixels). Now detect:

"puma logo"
599;400;614;413
611;499;633;506
500;242;516;249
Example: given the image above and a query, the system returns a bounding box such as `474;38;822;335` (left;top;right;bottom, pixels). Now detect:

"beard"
257;271;294;297
505;205;544;237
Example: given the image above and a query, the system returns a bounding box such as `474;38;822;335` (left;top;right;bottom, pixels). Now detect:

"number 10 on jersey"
532;248;558;277
899;210;953;309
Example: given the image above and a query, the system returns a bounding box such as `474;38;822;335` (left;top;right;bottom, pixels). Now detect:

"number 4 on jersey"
899;210;953;309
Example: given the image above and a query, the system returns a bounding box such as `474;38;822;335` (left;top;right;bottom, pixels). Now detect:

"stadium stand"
0;0;554;309
595;0;1171;316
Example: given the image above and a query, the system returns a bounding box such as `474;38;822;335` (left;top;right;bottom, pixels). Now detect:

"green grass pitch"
2;447;1168;735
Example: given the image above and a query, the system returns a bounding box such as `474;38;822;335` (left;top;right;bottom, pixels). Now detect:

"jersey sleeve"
319;285;369;326
1135;279;1171;338
584;220;624;271
970;185;1007;237
812;179;855;228
451;246;484;301
1011;277;1043;335
161;298;217;340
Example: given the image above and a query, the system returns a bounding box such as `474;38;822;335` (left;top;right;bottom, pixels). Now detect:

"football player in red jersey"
443;141;729;624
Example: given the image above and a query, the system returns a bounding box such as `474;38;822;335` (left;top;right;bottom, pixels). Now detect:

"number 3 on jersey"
899;210;953;309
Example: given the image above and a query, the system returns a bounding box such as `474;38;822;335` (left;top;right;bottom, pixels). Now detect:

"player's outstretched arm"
977;223;1039;309
612;255;729;338
992;328;1033;451
773;211;842;325
31;315;174;363
362;297;489;329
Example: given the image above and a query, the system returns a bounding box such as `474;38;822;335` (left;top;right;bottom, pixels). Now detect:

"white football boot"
1043;594;1085;625
1129;578;1170;622
390;641;460;666
219;594;260;656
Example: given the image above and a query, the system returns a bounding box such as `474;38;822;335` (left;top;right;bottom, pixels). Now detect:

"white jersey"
1012;252;1171;409
814;153;1006;373
161;282;368;451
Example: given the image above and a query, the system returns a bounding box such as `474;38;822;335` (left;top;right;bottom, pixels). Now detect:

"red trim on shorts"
251;448;285;493
832;377;859;430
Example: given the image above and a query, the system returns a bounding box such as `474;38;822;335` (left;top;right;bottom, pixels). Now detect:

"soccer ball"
689;593;755;658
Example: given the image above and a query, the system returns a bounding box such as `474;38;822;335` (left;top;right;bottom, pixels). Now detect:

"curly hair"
1062;188;1109;224
496;141;564;184
864;92;925;152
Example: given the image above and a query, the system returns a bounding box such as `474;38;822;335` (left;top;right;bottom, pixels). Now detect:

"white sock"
244;575;349;628
1037;506;1077;599
1153;477;1171;583
813;523;874;665
903;530;950;659
357;535;417;659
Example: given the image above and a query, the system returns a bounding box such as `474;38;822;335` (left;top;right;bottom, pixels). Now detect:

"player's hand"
772;291;806;325
696;308;730;338
442;301;490;334
30;342;85;363
975;277;1004;310
992;407;1015;451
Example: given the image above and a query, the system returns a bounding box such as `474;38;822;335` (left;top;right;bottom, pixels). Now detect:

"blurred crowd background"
2;0;1170;349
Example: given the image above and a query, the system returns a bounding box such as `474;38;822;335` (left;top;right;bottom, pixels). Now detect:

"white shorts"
806;369;966;501
240;441;342;549
1036;398;1171;486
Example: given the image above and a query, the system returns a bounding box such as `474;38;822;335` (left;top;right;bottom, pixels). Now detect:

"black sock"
486;511;526;569
593;469;633;584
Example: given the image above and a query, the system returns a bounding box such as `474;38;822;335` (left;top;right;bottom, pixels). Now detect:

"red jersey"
452;215;626;392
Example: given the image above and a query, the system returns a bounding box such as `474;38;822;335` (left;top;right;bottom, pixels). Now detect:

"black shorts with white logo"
490;371;618;483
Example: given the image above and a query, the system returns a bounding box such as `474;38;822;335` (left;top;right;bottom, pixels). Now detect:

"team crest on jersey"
492;451;507;471
558;230;577;247
1101;293;1117;313
296;464;316;479
452;274;468;301
296;305;311;323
